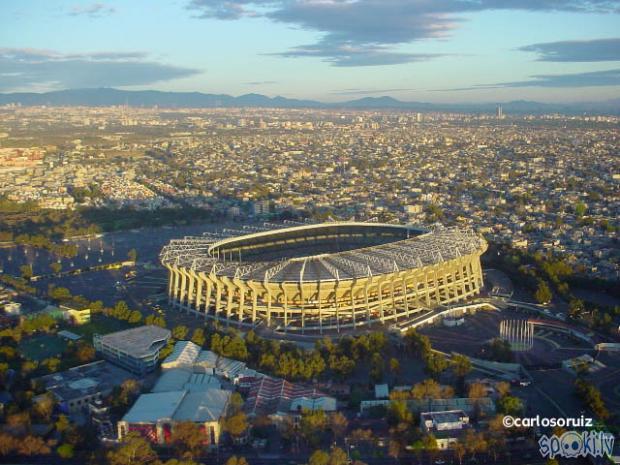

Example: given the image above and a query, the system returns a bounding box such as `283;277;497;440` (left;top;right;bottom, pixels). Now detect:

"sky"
1;0;619;103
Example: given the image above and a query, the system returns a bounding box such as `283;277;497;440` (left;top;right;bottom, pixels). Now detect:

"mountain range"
1;88;619;115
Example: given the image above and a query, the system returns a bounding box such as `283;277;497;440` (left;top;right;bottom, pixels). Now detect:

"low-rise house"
420;409;470;449
35;360;135;415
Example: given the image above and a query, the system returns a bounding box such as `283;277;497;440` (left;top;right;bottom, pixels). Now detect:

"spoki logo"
538;431;615;459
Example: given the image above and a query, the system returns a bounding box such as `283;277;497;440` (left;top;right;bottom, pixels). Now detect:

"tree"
128;310;142;324
50;262;62;274
76;342;96;362
170;421;204;459
534;280;552;304
424;352;448;378
574;201;587;217
454;441;467;465
191;328;206;346
568;298;585;319
57;443;74;459
497;395;523;416
389;357;400;376
164;460;201;465
451;354;472;378
20;264;33;280
575;379;609;420
34;394;55;422
127;248;138;262
118;379;140;407
308;450;330;465
0;433;16;455
223;412;248;439
48;285;72;302
172;325;189;340
411;378;442;400
386;400;412;426
496;381;511;398
225;457;249;465
300;409;327;447
111;300;131;320
387;439;402;460
369;352;384;383
328;447;348;465
107;432;159;465
16;435;51;455
229;392;244;414
463;430;487;459
329;412;348;442
55;414;71;434
41;357;61;373
468;382;487;399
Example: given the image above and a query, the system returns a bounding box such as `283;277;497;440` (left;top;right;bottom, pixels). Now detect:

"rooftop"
160;222;486;282
95;325;171;358
36;360;135;402
122;389;231;424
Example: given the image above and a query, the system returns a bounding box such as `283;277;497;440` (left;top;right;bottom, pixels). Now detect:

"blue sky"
1;0;619;102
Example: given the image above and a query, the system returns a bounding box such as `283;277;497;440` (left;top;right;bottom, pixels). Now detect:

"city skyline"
2;0;620;103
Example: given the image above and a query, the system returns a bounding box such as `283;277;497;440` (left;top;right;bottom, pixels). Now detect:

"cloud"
245;80;278;85
332;87;416;95
0;48;201;92
269;41;446;66
438;69;620;90
69;2;115;17
519;38;620;62
188;0;620;66
187;0;271;19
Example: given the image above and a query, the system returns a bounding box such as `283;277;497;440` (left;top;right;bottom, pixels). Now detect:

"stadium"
160;222;488;334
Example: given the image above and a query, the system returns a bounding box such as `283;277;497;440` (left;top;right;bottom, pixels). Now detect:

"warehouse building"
117;387;231;446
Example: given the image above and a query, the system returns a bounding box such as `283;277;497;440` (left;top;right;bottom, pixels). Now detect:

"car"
434;460;446;465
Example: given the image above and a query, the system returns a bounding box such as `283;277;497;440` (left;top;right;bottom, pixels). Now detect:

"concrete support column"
390;277;397;319
318;284;323;334
364;283;371;323
187;271;197;310
204;278;213;319
215;282;223;320
283;287;289;331
179;269;187;308
402;277;410;317
238;290;245;322
378;282;385;323
192;272;202;310
266;289;272;327
171;267;180;305
334;282;340;333
350;283;356;329
226;283;234;322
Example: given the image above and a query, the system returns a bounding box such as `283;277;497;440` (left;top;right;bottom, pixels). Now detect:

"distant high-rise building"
496;105;503;119
416;112;423;123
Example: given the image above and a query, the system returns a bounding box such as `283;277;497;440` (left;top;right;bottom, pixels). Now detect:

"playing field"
19;334;67;361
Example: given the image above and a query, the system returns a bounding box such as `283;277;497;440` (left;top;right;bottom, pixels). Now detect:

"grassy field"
19;334;67;361
65;313;132;341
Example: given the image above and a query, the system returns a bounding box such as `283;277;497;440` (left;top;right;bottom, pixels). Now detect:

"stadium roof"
160;222;486;283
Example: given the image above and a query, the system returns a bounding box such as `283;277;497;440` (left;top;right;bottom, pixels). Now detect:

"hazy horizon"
2;1;620;103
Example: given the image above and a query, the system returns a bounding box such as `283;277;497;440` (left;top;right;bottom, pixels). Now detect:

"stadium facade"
160;222;487;333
